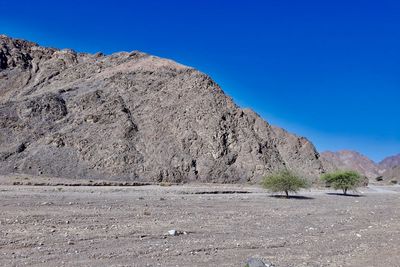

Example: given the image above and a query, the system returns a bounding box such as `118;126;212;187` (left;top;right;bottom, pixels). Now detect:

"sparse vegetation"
159;182;172;187
321;170;362;195
262;170;309;198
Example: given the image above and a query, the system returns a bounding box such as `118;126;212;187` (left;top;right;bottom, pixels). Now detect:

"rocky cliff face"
0;35;324;183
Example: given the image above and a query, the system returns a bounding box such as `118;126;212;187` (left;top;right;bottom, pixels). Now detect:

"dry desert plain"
1;175;400;267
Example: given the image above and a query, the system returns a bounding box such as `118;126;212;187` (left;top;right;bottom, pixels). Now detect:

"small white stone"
168;229;177;236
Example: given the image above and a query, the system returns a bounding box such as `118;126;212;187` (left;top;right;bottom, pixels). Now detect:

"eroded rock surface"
0;35;324;182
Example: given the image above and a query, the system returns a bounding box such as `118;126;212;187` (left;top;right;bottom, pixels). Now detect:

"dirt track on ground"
1;183;400;267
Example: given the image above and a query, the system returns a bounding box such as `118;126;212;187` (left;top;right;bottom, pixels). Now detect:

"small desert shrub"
321;170;362;195
143;210;151;216
262;170;309;198
159;182;172;187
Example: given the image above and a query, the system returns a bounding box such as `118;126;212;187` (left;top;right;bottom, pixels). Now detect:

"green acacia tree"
321;170;362;195
262;170;309;198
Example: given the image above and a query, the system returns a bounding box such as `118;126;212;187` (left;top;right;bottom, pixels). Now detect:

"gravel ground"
1;184;400;267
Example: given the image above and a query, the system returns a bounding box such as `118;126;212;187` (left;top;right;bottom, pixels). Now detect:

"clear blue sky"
1;0;399;162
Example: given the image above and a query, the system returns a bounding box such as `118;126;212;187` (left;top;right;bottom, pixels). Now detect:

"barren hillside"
0;35;324;183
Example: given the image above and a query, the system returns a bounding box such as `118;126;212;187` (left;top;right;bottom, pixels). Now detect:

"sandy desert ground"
1;177;400;267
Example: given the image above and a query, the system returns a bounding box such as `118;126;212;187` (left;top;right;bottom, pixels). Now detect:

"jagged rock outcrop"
0;35;324;183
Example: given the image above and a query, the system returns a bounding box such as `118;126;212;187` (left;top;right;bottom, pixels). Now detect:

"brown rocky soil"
1;179;399;267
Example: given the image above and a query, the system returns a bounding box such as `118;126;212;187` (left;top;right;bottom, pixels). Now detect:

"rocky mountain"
383;166;400;183
321;150;400;182
379;154;400;171
320;150;381;179
0;35;324;183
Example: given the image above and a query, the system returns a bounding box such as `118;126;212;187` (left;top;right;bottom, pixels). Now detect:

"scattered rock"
168;230;178;236
245;257;275;267
167;229;187;236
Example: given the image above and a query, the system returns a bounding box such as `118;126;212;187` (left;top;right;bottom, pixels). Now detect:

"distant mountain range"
382;166;400;183
320;150;400;182
379;154;400;172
